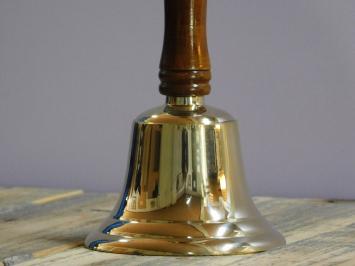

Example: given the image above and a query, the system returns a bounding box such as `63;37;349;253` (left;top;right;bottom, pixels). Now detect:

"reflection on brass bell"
85;0;285;255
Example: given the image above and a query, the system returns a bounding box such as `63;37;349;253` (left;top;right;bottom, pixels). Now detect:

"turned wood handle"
159;0;211;97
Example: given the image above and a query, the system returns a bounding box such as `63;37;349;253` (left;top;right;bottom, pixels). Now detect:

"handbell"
85;0;285;255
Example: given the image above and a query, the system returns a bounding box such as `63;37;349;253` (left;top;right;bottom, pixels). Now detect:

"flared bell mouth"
85;219;285;256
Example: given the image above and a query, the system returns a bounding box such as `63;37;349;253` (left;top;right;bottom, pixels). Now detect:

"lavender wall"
0;0;354;198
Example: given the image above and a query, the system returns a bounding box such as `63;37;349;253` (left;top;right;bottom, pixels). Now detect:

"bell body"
85;97;285;255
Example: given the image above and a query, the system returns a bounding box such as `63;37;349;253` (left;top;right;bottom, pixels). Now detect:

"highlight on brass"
86;0;285;255
85;97;286;255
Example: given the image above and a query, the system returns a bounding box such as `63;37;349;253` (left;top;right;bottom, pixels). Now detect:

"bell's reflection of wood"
125;122;225;222
127;125;208;214
1;187;355;265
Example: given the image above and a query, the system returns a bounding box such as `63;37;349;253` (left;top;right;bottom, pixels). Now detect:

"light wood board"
0;186;354;266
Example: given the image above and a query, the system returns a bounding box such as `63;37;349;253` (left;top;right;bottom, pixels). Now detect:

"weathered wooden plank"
0;187;76;204
0;187;115;265
0;187;85;221
31;190;84;205
0;187;354;266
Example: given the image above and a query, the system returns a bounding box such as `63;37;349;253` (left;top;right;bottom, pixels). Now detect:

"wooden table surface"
0;186;354;266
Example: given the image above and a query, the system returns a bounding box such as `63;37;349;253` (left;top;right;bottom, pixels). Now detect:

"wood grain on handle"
159;0;211;97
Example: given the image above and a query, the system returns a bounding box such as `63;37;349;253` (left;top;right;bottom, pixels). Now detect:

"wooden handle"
159;0;211;97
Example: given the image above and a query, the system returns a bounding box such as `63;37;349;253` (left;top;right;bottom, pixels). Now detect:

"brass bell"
85;0;285;255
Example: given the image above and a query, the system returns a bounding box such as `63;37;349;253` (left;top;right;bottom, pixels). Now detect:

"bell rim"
85;227;285;256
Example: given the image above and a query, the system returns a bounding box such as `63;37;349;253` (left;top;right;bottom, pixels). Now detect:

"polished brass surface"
86;0;285;256
85;97;285;255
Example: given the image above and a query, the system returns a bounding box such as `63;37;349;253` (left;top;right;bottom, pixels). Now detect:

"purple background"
0;0;354;198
